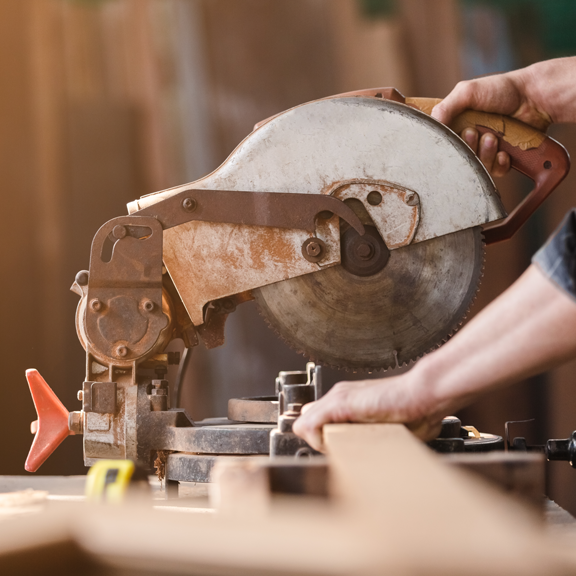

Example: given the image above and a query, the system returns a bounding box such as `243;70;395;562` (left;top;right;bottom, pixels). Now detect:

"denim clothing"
532;209;576;301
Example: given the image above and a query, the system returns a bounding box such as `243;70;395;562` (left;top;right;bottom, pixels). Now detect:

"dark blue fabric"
532;209;576;300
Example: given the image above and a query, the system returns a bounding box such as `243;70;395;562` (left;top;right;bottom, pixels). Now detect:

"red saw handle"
452;112;570;244
25;369;73;472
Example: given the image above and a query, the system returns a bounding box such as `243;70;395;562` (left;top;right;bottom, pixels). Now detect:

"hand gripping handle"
450;110;570;244
405;97;571;245
25;369;72;472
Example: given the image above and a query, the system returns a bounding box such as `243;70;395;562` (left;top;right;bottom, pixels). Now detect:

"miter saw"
24;87;570;484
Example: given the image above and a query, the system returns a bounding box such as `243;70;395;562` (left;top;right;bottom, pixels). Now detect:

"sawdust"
154;451;168;482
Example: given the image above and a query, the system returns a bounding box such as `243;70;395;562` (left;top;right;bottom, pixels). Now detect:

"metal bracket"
133;188;365;236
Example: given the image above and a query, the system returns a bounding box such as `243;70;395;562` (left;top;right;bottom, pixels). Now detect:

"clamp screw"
142;299;154;312
77;390;83;402
113;225;127;239
182;197;197;212
115;345;128;358
90;298;102;312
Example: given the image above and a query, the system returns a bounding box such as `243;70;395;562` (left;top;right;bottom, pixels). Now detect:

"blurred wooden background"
2;0;576;513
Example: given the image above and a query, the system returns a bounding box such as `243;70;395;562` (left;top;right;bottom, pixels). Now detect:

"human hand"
292;372;447;452
432;58;576;178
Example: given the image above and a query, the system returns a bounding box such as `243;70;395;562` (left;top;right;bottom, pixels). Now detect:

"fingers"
432;74;523;126
406;417;443;441
293;381;368;452
292;400;327;452
461;127;511;177
432;80;479;125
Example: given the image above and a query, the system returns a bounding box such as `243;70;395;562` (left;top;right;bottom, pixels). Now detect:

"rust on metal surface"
83;216;174;367
330;180;420;249
162;219;341;326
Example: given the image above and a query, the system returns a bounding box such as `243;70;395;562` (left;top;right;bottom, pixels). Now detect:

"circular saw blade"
253;227;484;371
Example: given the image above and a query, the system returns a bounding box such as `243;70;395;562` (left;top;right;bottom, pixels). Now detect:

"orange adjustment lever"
25;369;73;472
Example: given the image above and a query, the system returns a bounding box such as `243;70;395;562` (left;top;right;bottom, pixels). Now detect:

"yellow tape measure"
85;460;148;503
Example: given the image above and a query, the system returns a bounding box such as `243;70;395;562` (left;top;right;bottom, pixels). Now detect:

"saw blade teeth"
254;227;485;373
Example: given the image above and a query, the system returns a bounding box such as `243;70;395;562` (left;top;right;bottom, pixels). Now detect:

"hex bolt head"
90;298;102;312
182;197;197;212
112;225;127;239
302;237;326;263
75;270;89;286
115;345;128;358
142;299;154;312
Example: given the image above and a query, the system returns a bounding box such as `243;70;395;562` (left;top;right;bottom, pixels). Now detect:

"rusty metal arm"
133;189;365;236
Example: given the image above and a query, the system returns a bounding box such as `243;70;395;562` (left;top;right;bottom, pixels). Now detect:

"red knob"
25;369;73;472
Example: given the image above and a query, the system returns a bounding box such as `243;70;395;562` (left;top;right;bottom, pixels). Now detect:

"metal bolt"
115;345;128;358
90;298;102;312
355;242;373;260
220;298;235;312
182;197;197;212
142;299;154;312
112;225;127;239
75;270;89;286
306;241;322;257
405;192;419;206
77;390;83;402
302;237;326;263
68;411;83;435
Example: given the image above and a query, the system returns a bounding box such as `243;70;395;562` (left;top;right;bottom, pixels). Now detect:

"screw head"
113;225;127;239
77;390;83;402
182;197;197;212
405;192;419;206
306;241;321;257
115;345;128;358
142;299;154;312
302;237;326;263
90;298;102;312
75;270;89;286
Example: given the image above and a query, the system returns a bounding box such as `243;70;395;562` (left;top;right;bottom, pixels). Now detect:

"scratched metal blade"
254;227;484;371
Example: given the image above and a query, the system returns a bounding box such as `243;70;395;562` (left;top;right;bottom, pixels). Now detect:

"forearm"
520;57;576;124
413;264;576;415
432;57;576;129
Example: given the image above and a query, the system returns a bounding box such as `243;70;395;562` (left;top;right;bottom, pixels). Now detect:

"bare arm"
293;265;576;451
